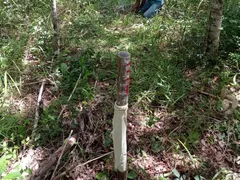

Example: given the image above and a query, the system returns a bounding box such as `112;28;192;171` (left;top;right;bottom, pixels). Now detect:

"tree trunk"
206;0;224;58
52;0;60;54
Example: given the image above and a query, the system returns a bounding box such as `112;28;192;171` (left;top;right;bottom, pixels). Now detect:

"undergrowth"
0;0;240;179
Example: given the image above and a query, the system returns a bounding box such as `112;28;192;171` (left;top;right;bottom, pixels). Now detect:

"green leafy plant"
96;171;108;180
0;141;32;180
127;170;138;179
57;56;94;101
151;136;164;153
104;130;112;148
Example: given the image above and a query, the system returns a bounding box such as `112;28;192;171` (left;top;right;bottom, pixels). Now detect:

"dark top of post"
116;51;131;106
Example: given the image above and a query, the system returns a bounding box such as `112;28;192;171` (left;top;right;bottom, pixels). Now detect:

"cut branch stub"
117;51;131;106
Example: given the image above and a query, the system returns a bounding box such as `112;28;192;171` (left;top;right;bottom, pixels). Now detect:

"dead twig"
168;124;183;137
50;130;73;180
52;151;113;180
32;80;46;142
24;81;43;85
57;73;82;120
197;90;218;99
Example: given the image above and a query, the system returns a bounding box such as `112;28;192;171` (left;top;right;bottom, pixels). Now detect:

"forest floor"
0;0;240;180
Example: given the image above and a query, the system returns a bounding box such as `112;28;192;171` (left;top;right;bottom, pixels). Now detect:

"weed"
0;0;240;179
0;133;31;180
96;171;109;180
0;114;29;143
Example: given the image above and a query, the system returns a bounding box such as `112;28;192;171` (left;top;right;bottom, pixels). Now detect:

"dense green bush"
221;0;240;54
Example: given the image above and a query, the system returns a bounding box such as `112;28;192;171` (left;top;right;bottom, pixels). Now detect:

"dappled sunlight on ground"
199;130;240;173
127;107;203;179
132;153;169;179
19;148;49;174
1;0;240;179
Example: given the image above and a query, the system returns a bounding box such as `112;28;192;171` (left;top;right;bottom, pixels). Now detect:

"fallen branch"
31;80;46;142
30;134;78;180
52;151;113;180
50;130;73;180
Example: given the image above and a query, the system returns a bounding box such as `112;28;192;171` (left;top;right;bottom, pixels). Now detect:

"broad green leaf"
141;150;147;158
127;170;138;179
104;137;112;147
60;63;69;73
172;168;180;178
100;176;107;180
5;154;13;159
194;175;205;180
3;171;21;180
96;172;108;180
180;174;186;180
0;155;7;174
104;131;112;147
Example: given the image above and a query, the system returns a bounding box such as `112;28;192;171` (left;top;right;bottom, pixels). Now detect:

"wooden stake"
117;51;131;106
115;51;130;180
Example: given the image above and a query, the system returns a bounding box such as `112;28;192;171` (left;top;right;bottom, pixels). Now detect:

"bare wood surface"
116;51;131;106
30;134;77;180
50;130;73;180
31;80;46;142
115;51;131;180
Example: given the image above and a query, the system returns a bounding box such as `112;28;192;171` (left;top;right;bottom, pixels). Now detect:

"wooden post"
117;51;131;106
115;51;130;180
